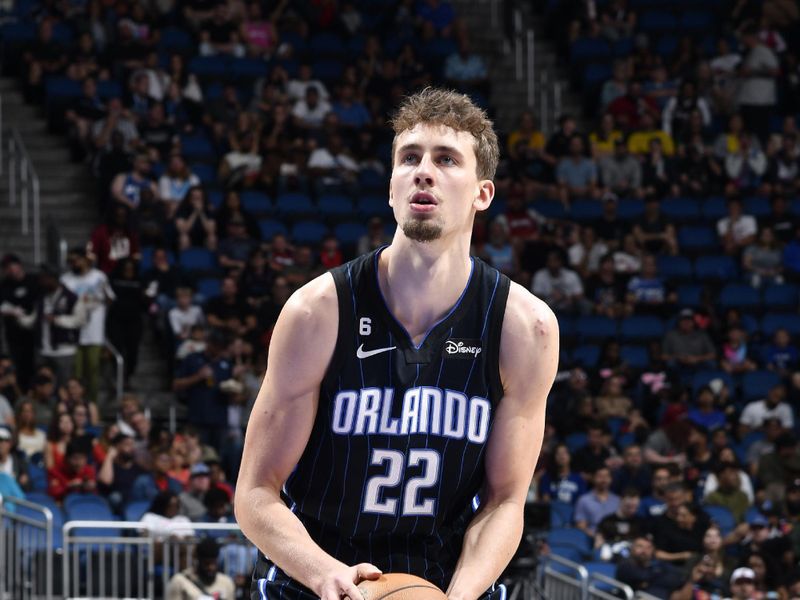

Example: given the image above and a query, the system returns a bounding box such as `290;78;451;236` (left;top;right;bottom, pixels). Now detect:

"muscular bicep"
483;284;559;504
237;274;339;494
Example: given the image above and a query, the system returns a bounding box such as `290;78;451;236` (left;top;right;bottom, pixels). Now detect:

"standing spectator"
108;259;146;384
36;265;84;385
574;466;621;537
158;154;200;218
531;251;589;314
538;443;587;505
717;196;758;256
556;136;599;205
0;254;38;390
88;204;141;275
61;247;115;405
740;385;794;433
97;433;145;513
179;462;211;521
174;186;218;251
737;25;780;143
47;440;97;502
166;537;236;600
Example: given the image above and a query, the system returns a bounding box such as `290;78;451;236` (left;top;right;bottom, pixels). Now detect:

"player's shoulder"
280;271;338;326
502;280;559;346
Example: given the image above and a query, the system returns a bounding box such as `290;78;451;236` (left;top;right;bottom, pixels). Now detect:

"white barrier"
0;493;55;600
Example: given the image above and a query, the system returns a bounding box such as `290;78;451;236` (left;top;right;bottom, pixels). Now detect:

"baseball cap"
0;426;11;441
189;463;211;477
731;567;756;584
747;513;769;528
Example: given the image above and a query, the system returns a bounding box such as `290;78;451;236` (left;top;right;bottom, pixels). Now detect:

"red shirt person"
48;440;97;502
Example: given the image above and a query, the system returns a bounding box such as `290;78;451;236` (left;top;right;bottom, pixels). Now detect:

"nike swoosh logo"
356;344;397;359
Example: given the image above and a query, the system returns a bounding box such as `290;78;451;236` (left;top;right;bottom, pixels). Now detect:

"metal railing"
0;94;42;265
63;520;257;600
588;570;634;600
540;554;588;600
0;493;55;600
104;339;125;404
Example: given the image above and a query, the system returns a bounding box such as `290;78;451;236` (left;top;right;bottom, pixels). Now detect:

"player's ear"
473;179;494;212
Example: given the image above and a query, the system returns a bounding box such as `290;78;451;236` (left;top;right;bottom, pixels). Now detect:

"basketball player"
236;88;559;600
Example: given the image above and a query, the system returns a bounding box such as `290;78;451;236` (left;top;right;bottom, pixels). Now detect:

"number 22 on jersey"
362;449;441;517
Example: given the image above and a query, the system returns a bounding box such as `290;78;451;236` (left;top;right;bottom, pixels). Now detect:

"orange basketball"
357;573;447;600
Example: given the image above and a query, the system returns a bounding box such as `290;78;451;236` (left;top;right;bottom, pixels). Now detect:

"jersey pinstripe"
251;248;511;599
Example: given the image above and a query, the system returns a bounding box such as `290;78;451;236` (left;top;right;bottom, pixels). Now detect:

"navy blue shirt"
176;352;233;426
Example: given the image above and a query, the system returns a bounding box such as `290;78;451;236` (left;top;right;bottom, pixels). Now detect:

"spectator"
573;422;618;478
166;537;236;599
318;237;343;272
670;528;734;600
14;400;45;459
687;386;727;432
641;138;677;198
199;3;245;57
737;25;780;143
662;309;717;371
639;466;674;518
745;552;787;600
595;487;646;561
443;38;489;95
179;462;211;521
568;226;608;279
45;409;76;473
204;277;255;338
174;186;218;251
612;444;652;497
538;443;587;505
608;82;661;134
0;254;38;390
218;216;258;273
585;254;629;319
600;138;642;198
764;328;799;376
746;418;784;475
652;497;707;564
531;251;589;314
661;80;712;139
616;535;685;598
724;133;768;196
65;77;107;160
47;440;97;502
545;115;587;162
633;196;678;256
158;154;200;218
627;113;675;157
625;254;675;316
589;113;624;160
110;153;159;213
742;227;783;288
644;420;702;468
307;133;359;195
574;466;621;537
139;102;177;161
132;446;183;502
0;426;29;491
60;247;115;405
108;259;146;383
556;136;599;205
169;287;205;347
291;85;331;131
140;490;195;540
643;65;678;112
330;84;371;131
595;376;633;420
482;220;516;277
240;0;285;58
601;60;631;110
740;384;794;432
507;110;547;172
22;20;67;103
719;327;758;374
765;132;800;195
704;462;751;523
89;204;141;274
97;432;145;512
92;98;139;155
757;433;800;498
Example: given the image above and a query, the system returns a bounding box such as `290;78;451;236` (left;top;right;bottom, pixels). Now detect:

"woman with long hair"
538;443;587;505
174;185;217;250
45;412;75;470
14;399;46;459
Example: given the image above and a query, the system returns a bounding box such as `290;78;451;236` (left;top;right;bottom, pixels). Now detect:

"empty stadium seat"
179;248;218;272
276;193;315;219
691;370;735;394
657;255;693;280
291;221;328;245
678;225;717;253
124;500;151;522
703;505;736;536
550;501;575;528
694;255;737;280
620;344;650;369
762;314;800;336
547;527;591;557
571;344;600;368
334;222;367;245
660;197;700;221
570;199;604;221
718;283;760;310
357;196;393;219
259;219;288;241
240;191;272;215
575;316;617;340
741;370;782;401
196;277;221;299
620;316;664;341
763;284;798;310
318;194;355;220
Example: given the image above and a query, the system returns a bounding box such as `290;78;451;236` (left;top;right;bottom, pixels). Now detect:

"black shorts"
250;559;508;600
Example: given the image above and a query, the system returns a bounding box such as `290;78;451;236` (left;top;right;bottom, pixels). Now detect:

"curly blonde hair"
390;87;499;180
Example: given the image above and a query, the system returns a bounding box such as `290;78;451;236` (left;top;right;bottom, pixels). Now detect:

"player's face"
389;124;493;243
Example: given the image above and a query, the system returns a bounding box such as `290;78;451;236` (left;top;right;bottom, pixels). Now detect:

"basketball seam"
374;584;441;600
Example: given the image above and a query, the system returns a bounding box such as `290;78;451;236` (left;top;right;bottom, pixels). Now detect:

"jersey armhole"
488;274;511;401
321;266;353;389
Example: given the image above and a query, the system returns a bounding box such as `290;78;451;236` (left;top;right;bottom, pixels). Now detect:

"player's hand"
317;562;382;600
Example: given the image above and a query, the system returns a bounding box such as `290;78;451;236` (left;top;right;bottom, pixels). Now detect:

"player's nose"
413;153;435;186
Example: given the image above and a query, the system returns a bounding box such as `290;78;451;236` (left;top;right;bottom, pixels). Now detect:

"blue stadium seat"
96;80;122;99
695;255;737;280
550;501;575;528
357;196;393;219
743;196;771;218
549;545;583;564
570;199;604;221
638;11;679;32
190;163;216;185
572;344;600;368
291;221;328;245
565;433;588;454
655;35;678;57
158;27;193;52
309;32;346;56
358;169;385;192
179;248;217;272
582;62;613;89
762;314;800;336
617;198;644;221
318;194;355;220
612;37;634;57
180;133;215;162
660;197;700;221
585;561;617;580
124;500;151;523
570;38;612;63
547;527;591;557
763;284;798;309
741;371;782;401
207;190;224;209
44;76;81;100
64;494;113;518
196;278;221;300
703;505;736;536
620;345;649;369
701;196;728;220
27;461;47;492
312;59;344;82
620;316;664;341
230;57;270;80
657;255;692;280
25;492;64;526
691;370;735;394
280;31;307;55
718;283;760;310
678;225;717;253
576;316;618;340
533;199;567;219
0;21;36;43
240;191;272;215
680;10;714;31
276;193;315;219
334;222;367;245
188;55;230;79
258;219;288;241
676;284;703;307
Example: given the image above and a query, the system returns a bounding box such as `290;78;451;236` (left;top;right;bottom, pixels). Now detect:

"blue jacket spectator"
131;446;183;502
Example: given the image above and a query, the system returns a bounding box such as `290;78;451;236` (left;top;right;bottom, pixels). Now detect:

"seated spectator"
168;286;205;347
597;197;629;252
670;526;734;600
662;80;712;140
662;309;716;372
719;327;758;374
704;462;751;523
724;134;768;197
589;113;624;160
319;237;343;272
165;537;236;599
639;466;675;518
507;110;547;172
765;132;800;195
199;3;245;57
218;217;258;273
110;153;159;213
158;154;200;218
45;412;75;471
568;226;608;279
600;139;642;198
556;136;599;205
595;487;646;561
747;552;788;600
608;82;660;134
575;466;620;537
65;77;107;160
627;113;675;157
22;20;67;102
677;139;721;198
204;278;256;338
97;433;145;513
740;385;794;433
746;418;783;476
633;195;678;256
585;254;629;319
703;448;754;501
546;114;588;163
481;220;516;277
131;446;183;502
642;65;678;112
616;535;685;598
601;60;631;110
292;85;331;131
784;224;800;281
742;227;783;288
652;495;708;564
641;138;677;198
573;422;619;478
140;490;195;540
595;376;633;420
644;420;702;469
763;328;799;376
47;440;97;502
308;133;359;195
612;445;652;497
179;462;211;521
14;400;46;459
92;98;140;156
444;37;489;95
625;255;676;316
88;204;141;275
331;84;371;130
687;386;727;432
219;119;264;190
0;426;29;491
531;251;589;314
757;433;800;496
538;443;587;505
174;186;218;251
239;0;284;58
139;102;177;161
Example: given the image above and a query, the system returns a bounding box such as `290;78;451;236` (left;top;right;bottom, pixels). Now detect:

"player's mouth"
410;191;438;213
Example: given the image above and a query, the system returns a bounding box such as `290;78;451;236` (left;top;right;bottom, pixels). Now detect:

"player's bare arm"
234;273;381;600
447;283;559;600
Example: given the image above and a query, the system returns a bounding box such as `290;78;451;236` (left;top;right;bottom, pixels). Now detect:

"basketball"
357;573;448;600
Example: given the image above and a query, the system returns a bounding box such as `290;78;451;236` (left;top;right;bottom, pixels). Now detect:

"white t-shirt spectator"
739;399;794;429
568;241;609;274
60;269;115;346
286;78;330;103
738;44;779;106
168;305;204;338
531;268;584;299
292;98;331;128
717;214;758;244
308;148;359;185
158;173;200;205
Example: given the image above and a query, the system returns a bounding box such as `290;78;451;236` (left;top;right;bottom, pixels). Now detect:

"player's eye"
402;153;419;164
437;155;455;165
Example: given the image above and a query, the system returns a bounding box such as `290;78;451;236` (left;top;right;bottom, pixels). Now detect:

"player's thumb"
355;563;382;581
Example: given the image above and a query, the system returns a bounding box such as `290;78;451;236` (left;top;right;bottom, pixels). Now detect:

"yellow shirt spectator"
628;129;675;156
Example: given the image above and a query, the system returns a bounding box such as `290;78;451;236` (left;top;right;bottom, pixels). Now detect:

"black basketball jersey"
252;248;511;599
